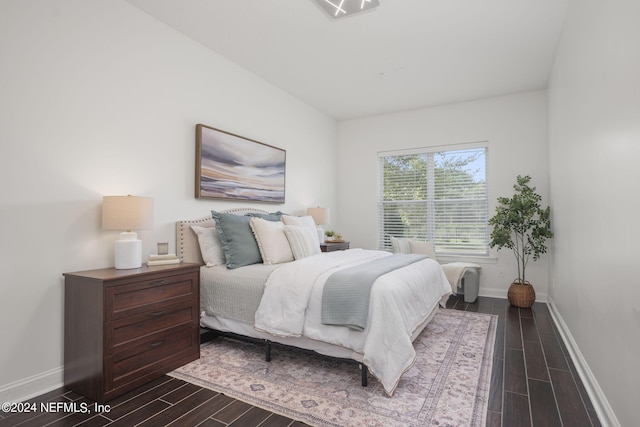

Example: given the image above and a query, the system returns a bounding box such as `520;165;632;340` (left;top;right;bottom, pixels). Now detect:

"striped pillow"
249;217;294;265
283;225;321;260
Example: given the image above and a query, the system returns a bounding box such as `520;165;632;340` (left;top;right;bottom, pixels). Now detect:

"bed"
176;208;452;396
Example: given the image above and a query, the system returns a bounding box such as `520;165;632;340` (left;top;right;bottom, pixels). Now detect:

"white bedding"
254;248;452;395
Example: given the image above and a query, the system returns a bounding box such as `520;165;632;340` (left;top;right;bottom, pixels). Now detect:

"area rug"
169;309;497;427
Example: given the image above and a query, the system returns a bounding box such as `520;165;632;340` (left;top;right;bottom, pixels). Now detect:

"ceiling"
126;0;569;120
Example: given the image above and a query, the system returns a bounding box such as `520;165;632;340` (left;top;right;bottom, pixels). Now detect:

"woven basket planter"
507;280;535;308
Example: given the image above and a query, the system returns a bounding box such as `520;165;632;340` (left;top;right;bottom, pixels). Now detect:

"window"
378;144;489;256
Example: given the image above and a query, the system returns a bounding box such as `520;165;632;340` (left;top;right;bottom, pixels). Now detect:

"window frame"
377;141;489;257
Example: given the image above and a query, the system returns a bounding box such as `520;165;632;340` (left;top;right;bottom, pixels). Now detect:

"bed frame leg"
265;340;272;362
361;363;368;387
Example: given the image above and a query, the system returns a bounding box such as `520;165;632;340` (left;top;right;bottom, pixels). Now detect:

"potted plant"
324;230;344;242
489;175;553;308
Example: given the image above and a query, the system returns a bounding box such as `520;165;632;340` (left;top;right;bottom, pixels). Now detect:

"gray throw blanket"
321;254;428;331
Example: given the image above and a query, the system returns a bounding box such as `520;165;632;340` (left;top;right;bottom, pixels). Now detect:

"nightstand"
63;262;200;402
320;241;350;252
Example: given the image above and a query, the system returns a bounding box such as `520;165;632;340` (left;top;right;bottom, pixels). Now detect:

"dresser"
63;263;200;402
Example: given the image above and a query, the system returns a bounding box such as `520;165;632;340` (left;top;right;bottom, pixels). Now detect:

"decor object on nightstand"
147;253;180;266
308;206;329;243
102;195;154;269
157;242;169;255
489;175;553;308
324;230;344;242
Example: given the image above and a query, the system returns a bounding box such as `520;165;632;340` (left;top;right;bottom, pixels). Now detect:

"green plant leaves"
488;175;553;283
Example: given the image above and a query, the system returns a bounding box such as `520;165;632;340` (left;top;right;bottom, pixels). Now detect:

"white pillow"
409;240;436;259
190;225;226;267
283;225;321;260
249;217;294;265
390;236;412;254
282;215;317;233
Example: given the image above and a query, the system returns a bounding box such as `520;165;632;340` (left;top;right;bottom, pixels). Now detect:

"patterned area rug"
170;309;497;427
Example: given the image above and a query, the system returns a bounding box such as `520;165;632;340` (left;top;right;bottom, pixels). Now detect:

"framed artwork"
195;124;286;203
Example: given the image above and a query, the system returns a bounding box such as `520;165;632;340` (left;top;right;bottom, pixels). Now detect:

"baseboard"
0;367;63;403
547;298;620;427
477;287;506;299
478;287;548;303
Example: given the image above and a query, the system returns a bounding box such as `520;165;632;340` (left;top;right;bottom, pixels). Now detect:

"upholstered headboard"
175;208;270;264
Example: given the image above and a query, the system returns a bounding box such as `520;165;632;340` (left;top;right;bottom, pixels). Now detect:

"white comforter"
254;248;452;395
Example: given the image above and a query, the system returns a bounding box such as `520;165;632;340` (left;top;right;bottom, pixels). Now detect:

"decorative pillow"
390;236;412;254
281;215;317;232
211;211;262;269
409;240;436;258
283;225;321;260
246;211;285;221
190;225;226;267
249;217;294;265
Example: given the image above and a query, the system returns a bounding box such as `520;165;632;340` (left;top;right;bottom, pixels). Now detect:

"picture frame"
195;124;286;203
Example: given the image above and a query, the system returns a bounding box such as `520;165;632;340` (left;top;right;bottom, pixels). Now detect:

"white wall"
338;91;550;300
547;0;640;425
0;0;338;401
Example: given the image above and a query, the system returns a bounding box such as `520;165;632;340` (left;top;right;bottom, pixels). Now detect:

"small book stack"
147;253;180;266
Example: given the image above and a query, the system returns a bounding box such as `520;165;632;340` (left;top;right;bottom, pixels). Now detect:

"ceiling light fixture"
314;0;380;19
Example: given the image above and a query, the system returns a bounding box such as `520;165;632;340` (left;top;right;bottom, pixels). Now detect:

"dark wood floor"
445;295;601;427
1;296;601;427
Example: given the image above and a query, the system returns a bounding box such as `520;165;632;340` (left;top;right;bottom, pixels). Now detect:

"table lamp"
307;206;329;244
102;195;154;269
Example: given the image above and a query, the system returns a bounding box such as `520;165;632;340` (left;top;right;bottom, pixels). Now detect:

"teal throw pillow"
211;211;262;269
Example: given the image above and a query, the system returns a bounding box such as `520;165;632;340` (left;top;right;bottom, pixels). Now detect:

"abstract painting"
196;124;286;203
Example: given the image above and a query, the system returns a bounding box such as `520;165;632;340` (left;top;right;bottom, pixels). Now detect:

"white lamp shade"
102;195;154;269
308;207;329;244
102;195;154;231
307;207;329;225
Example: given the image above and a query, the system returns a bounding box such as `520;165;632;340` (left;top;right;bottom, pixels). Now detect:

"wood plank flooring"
0;296;601;427
446;295;601;427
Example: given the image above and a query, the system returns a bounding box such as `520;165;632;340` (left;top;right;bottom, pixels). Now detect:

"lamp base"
317;226;325;244
114;231;142;269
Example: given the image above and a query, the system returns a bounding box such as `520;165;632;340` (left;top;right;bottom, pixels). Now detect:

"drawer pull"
148;310;166;317
149;340;165;348
149;279;167;286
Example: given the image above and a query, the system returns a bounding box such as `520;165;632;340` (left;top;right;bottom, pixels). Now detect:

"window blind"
378;145;489;256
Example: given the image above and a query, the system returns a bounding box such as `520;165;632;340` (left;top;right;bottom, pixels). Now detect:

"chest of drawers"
63;263;200;402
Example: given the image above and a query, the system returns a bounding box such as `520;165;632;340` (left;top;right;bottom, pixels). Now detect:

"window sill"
435;255;497;265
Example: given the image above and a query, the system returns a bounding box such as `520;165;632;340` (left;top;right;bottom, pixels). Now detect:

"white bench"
389;237;481;303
